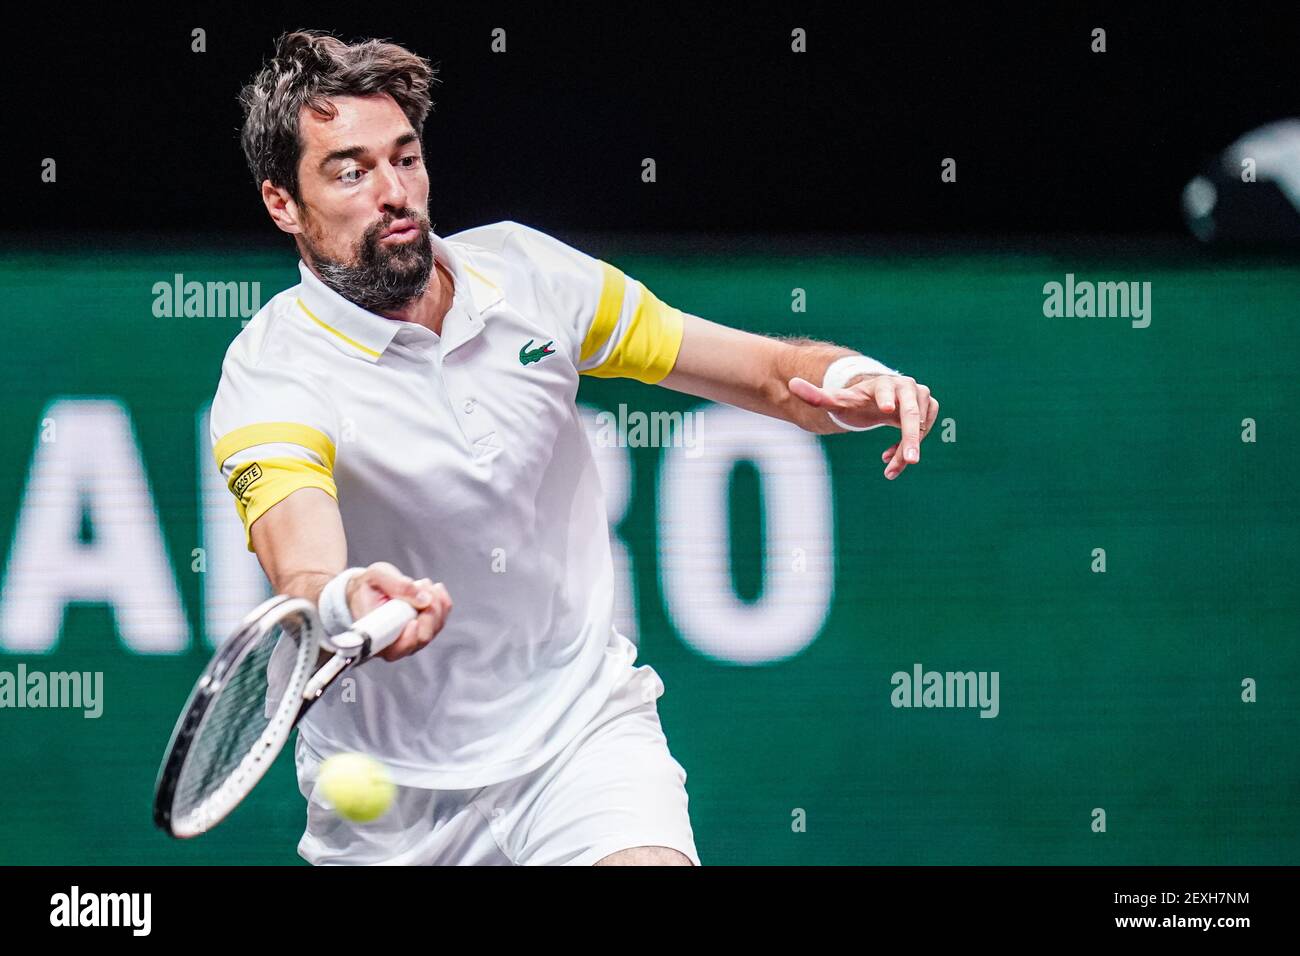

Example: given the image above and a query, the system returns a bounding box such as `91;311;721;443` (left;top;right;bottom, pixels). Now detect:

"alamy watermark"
1042;273;1151;328
593;404;705;457
0;664;103;718
891;663;999;718
151;273;262;323
50;886;150;935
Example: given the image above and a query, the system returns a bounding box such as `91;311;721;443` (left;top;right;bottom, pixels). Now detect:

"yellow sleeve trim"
227;457;338;552
213;422;337;472
582;281;685;384
579;262;627;364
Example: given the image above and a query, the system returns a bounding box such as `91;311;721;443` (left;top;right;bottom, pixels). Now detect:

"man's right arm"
250;486;346;606
249;487;452;662
211;348;451;662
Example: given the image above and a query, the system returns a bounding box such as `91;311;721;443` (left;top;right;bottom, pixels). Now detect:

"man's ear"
261;180;303;236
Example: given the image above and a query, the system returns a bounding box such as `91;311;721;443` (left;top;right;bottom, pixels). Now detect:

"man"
216;29;939;866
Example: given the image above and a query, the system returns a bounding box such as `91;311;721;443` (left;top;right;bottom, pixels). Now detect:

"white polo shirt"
210;221;686;789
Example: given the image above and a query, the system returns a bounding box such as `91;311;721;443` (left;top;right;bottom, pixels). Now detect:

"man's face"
290;93;434;312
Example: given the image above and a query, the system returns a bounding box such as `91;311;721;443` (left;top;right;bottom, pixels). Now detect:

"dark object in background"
1183;119;1300;242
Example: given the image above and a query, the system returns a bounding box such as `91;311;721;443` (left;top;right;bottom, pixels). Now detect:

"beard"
304;210;435;313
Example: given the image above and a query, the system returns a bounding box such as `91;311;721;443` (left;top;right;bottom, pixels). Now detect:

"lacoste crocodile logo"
519;339;556;366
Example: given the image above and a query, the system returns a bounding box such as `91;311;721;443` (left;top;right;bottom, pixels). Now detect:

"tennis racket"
153;593;416;838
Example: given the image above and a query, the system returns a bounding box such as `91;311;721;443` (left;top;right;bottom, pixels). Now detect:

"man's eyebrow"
318;133;421;171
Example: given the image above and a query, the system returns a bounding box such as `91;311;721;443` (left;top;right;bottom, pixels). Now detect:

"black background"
6;3;1296;241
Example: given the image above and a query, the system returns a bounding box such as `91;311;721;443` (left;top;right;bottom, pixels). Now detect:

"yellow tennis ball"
316;753;395;823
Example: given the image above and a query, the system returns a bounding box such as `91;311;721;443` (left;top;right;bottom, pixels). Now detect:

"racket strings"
172;627;293;820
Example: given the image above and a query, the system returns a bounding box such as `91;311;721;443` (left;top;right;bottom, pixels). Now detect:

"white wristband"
318;567;365;637
822;354;899;432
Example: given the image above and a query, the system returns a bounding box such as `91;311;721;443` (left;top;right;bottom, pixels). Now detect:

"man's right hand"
248;488;452;663
346;561;453;662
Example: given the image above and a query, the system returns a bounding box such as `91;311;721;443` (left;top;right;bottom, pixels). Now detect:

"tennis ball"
316;753;395;823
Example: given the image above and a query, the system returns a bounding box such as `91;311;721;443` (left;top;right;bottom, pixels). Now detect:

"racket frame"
154;595;321;838
154;594;418;838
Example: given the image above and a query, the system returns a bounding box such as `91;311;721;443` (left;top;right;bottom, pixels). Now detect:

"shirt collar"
294;229;502;363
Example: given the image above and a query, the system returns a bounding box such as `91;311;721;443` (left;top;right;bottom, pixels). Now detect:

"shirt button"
462;398;476;414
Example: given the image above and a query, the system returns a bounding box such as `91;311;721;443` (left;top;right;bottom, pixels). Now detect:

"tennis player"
214;30;939;866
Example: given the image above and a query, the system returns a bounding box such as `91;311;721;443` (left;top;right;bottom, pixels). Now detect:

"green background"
1;240;1297;864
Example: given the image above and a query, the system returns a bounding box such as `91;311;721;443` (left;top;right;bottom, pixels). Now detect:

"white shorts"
293;653;700;866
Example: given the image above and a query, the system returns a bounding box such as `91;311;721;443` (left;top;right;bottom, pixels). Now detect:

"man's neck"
379;258;455;336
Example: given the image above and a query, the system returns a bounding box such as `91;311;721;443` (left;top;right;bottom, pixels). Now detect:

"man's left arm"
658;314;939;480
498;225;938;478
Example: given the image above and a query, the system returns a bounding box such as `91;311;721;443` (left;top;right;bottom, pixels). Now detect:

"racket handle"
332;599;417;658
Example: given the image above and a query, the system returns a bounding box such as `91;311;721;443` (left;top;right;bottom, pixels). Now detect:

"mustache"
368;210;428;241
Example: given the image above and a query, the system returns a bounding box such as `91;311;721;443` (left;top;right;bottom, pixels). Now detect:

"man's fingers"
362;564;437;608
800;372;938;477
407;577;439;608
416;607;437;646
896;379;922;463
378;582;452;661
884;442;908;480
391;575;435;608
921;397;939;441
379;619;420;661
872;379;896;416
378;615;430;661
358;562;419;607
882;391;937;473
791;377;859;410
787;376;830;408
361;561;403;589
422;583;453;640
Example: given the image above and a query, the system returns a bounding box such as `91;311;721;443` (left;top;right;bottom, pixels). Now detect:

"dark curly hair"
238;30;438;201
